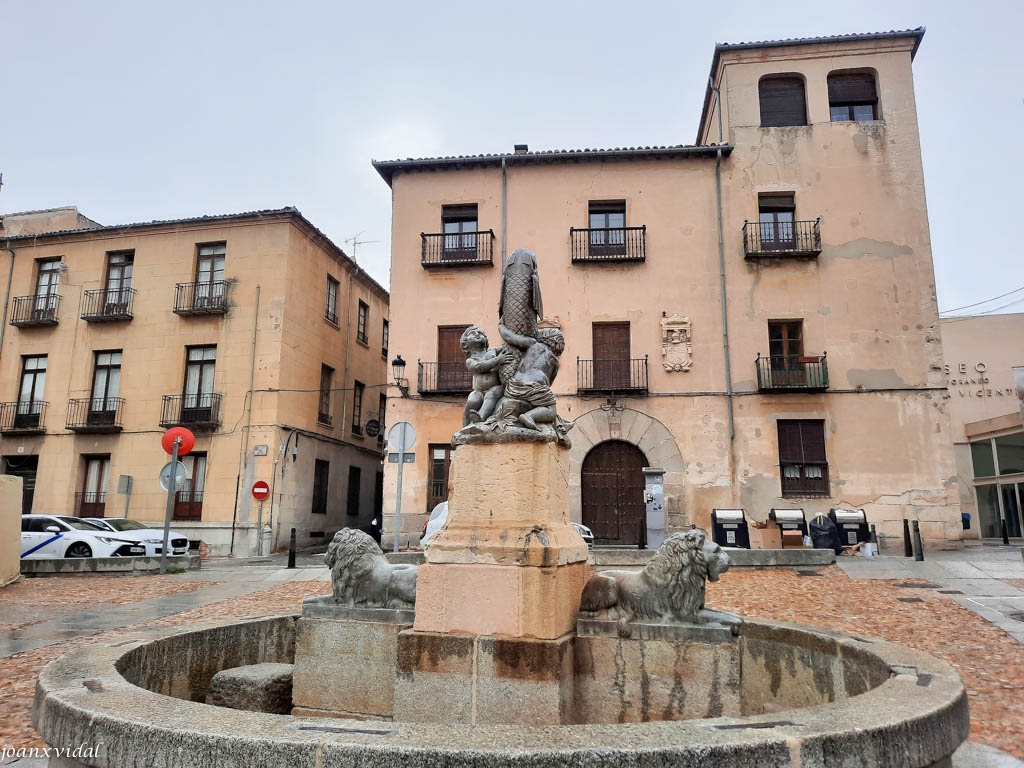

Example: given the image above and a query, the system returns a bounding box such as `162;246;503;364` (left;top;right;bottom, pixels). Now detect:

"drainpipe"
710;79;735;441
0;241;14;363
501;157;508;263
230;284;261;556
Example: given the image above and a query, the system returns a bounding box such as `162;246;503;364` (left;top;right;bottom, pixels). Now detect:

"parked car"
83;517;189;556
419;502;595;550
20;515;147;559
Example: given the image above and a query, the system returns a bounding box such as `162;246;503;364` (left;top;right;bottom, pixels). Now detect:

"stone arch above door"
568;407;686;531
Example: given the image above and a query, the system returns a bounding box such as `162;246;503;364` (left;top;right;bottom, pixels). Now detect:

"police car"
20;515;147;559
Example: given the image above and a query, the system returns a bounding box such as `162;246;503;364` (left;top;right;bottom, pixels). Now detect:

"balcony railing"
173;281;229;315
66;397;125;432
577;357;649;394
75;492;107;518
160;393;223;429
570;226;646;263
81;288;136;322
781;463;830;497
9;294;60;327
421;231;495;268
743;219;821;258
174;489;204;520
755;354;829;391
418;361;472;395
0;401;47;434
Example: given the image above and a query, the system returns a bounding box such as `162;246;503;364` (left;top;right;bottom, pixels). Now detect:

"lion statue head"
324;528;418;609
580;528;737;635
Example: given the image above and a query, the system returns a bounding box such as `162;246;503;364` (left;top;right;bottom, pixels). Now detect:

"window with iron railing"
778;420;830;497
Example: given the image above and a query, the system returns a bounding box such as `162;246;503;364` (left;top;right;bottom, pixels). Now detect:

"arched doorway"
581;440;648;545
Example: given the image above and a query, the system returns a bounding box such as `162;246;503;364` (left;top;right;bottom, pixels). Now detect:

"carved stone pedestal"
413;441;590;639
291;601;413;719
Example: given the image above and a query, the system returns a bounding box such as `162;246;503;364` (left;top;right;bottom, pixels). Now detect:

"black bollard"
903;519;913;558
1001;517;1011;546
287;527;296;569
870;524;879;555
912;520;924;562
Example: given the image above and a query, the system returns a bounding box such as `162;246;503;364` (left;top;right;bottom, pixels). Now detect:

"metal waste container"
829;508;869;546
770;508;808;545
711;509;750;549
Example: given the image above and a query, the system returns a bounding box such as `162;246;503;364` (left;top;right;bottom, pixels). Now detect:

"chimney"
513;144;528;155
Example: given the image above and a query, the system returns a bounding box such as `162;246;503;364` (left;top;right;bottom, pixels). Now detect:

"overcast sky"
1;0;1020;315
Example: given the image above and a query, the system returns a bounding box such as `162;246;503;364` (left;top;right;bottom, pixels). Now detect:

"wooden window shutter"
799;421;827;463
437;326;470;364
592;322;631;361
777;421;805;464
759;78;807;127
828;73;877;104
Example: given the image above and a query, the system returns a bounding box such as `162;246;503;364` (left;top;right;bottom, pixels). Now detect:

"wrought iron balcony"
570;226;646;263
0;401;47;434
81;288;136;322
75;492;107;518
743;219;821;258
781;464;830;497
9;294;60;327
756;354;829;392
418;361;472;395
66;397;125;433
577;357;649;394
160;393;223;429
421;231;495;268
173;281;229;315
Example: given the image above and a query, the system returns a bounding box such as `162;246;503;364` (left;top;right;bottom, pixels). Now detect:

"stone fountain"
33;247;969;767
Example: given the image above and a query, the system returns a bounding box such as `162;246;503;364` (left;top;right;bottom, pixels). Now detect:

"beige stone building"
0;207;389;556
940;313;1024;541
375;27;963;550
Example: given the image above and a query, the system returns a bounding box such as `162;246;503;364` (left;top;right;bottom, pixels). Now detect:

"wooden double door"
581;440;648;545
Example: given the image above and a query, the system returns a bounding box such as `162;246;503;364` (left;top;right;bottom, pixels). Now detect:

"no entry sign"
252;480;270;500
162;427;195;456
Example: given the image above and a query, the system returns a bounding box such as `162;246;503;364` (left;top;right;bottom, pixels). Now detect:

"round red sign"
252;481;271;500
162;427;195;456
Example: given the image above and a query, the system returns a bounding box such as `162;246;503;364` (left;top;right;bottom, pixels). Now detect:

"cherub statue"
460;325;508;426
495;324;565;431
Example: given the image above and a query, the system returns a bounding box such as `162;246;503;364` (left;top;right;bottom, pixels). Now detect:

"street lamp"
391;355;408;396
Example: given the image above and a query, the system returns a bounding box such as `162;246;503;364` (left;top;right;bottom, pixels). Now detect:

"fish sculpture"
497;248;544;383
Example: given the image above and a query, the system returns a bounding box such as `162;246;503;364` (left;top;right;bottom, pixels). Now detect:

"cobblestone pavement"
1;553;1022;765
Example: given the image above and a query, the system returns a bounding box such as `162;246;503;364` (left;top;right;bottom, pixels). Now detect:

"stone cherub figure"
460;325;509;426
495;323;565;432
453;247;574;447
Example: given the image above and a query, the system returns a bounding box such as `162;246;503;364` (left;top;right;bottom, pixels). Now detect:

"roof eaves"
371;144;732;186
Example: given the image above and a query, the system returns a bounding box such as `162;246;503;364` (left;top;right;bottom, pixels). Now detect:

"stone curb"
20;555;201;576
33;615;968;767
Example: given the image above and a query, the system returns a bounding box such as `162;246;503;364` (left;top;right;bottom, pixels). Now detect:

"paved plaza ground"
0;545;1021;766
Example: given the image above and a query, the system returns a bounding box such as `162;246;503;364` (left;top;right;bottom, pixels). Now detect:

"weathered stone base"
291;611;412;718
394;630;574;725
575;621;741;723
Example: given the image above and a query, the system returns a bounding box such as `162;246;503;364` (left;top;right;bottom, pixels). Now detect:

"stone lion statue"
579;528;740;636
324;528;418;609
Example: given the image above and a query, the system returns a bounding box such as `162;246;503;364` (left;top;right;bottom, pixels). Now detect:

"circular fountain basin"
33;615;968;768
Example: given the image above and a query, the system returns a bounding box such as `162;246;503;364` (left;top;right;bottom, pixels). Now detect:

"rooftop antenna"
344;231;379;263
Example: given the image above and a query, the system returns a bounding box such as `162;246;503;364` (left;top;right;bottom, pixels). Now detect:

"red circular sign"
162;427;195;456
252;481;271;500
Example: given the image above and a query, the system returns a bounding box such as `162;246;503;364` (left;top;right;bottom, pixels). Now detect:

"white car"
419;502;595;550
83;517;190;556
20;515;147;559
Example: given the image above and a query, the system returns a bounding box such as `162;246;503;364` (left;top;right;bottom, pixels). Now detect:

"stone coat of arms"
661;314;692;373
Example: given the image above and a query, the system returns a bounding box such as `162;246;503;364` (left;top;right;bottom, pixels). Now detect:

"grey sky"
1;0;1020;315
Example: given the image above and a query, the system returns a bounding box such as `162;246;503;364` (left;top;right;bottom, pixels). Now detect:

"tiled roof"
372;144;732;185
696;27;926;143
1;206;388;299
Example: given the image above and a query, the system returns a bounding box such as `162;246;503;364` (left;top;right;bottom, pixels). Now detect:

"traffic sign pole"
257;500;264;556
160;437;180;575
